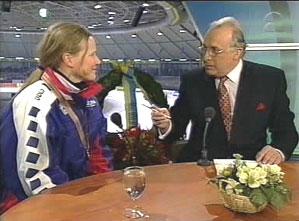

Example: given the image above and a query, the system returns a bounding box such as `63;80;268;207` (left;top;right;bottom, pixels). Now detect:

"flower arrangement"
97;62;171;169
106;126;170;170
210;154;291;213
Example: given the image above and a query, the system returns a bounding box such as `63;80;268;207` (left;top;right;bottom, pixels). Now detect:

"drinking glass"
123;166;146;219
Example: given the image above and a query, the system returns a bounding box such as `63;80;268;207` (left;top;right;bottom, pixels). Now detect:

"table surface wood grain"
2;162;299;221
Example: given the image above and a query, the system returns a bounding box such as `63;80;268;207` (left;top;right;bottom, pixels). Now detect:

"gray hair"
206;17;247;50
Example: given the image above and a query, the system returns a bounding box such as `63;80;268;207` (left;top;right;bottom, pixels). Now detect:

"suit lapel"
231;61;254;141
202;72;218;108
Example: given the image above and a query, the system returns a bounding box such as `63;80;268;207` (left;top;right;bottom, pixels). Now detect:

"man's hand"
151;106;171;134
256;145;284;165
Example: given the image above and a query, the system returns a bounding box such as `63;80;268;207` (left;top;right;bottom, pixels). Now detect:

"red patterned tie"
218;76;232;140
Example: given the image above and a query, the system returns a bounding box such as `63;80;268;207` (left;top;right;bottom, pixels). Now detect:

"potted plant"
209;154;291;213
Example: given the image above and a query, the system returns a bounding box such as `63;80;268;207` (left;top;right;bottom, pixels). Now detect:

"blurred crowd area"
0;61;200;90
0;60;200;115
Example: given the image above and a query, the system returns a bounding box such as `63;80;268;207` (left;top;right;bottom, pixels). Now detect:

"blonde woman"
0;22;113;213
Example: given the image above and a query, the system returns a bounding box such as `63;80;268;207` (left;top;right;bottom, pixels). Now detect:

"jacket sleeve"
13;86;68;197
165;74;193;142
269;70;298;160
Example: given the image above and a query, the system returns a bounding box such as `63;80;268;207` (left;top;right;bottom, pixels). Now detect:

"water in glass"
123;166;147;219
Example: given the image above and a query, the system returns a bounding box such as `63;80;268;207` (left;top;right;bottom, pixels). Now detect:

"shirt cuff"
274;148;285;161
158;121;172;140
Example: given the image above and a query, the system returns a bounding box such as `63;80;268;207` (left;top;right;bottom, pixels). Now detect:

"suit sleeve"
165;74;193;142
269;70;298;160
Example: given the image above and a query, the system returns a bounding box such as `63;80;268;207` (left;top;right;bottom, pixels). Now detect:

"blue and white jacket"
0;71;114;212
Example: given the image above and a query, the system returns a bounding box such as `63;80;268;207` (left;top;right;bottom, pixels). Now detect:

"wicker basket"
219;188;267;213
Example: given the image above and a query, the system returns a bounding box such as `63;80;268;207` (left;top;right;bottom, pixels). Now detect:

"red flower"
256;103;267;112
127;126;142;139
107;125;170;169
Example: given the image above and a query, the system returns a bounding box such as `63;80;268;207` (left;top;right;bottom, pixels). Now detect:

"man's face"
202;26;242;78
70;36;101;82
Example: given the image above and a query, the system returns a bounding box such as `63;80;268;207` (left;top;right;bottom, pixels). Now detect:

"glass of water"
123;166;146;219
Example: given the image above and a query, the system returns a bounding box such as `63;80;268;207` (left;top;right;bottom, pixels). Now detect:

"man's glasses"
200;47;240;57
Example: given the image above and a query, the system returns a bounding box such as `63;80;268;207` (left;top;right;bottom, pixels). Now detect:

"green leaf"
242;186;252;197
260;186;272;199
269;190;287;209
250;188;268;207
134;69;168;108
275;183;292;198
261;185;291;209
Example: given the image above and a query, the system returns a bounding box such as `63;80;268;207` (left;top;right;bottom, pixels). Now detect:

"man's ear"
61;53;74;68
233;48;243;60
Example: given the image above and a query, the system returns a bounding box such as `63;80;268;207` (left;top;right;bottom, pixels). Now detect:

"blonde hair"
20;22;92;91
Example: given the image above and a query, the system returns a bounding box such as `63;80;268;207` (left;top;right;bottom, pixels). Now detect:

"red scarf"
44;67;103;98
79;81;103;99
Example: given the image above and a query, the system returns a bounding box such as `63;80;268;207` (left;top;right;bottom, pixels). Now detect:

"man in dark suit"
152;17;298;164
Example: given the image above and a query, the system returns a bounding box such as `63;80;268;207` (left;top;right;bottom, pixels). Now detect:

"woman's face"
69;36;101;82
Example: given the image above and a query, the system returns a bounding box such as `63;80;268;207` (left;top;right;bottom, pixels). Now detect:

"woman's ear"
61;53;74;67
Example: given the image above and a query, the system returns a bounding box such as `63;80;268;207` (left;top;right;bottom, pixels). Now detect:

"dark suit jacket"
166;60;298;162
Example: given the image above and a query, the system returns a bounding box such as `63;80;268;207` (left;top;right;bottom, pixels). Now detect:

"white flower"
247;167;267;188
219;166;234;177
238;171;248;184
264;164;285;184
236;165;267;188
222;178;241;194
217;165;226;175
268;164;281;174
245;161;258;168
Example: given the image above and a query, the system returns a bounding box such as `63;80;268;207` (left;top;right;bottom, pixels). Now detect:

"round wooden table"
2;162;299;220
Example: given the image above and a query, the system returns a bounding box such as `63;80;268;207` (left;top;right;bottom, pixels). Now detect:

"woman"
0;22;114;213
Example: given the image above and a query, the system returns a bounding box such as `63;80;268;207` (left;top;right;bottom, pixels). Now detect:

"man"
0;22;113;213
152;17;298;164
